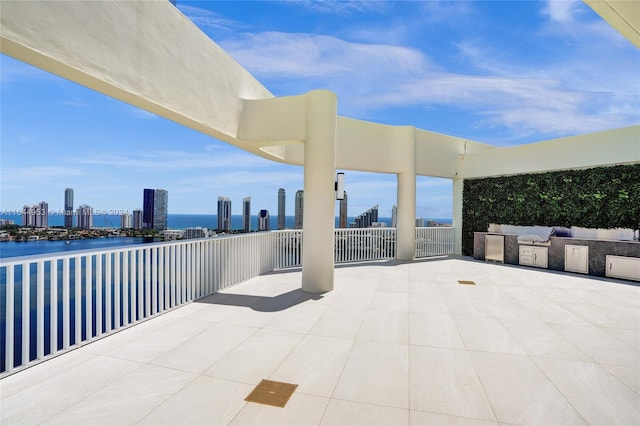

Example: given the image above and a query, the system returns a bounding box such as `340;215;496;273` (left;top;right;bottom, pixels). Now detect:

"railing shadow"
195;288;324;312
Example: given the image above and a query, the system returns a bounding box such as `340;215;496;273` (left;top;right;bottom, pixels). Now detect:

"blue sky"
1;0;638;220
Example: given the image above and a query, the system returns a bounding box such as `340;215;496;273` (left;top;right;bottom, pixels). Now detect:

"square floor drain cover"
245;379;298;408
458;280;476;285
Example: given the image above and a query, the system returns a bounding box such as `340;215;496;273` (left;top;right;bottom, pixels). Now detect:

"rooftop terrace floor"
1;257;639;425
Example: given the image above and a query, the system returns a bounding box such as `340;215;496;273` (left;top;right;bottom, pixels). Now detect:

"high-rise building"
243;196;251;232
355;204;378;228
133;209;143;230
294;190;304;229
64;188;74;228
278;188;285;230
77;204;93;229
184;227;208;239
22;202;48;227
339;191;348;228
258;209;270;231
416;217;425;227
217;196;231;232
36;201;48;228
143;189;155;229
121;211;131;229
391;205;398;228
154;189;168;230
143;189;168;230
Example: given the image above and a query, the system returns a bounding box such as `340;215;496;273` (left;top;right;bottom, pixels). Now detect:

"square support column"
452;177;463;255
302;90;337;293
396;127;416;261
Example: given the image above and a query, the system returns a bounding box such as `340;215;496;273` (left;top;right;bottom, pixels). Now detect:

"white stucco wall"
0;0;273;144
461;126;640;179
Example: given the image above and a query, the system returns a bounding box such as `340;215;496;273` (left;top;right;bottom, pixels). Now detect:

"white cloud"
74;148;275;171
220;32;430;80
542;0;582;23
177;5;249;32
217;26;638;137
1;166;82;183
281;0;388;15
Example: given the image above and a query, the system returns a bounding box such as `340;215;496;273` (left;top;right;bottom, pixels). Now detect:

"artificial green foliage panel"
461;164;640;255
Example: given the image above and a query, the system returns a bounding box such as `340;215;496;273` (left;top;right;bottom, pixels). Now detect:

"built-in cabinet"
519;246;548;268
474;232;640;281
565;245;589;274
606;255;640;281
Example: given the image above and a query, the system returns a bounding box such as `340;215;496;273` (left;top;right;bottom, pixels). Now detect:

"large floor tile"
602;363;640;394
410;410;499;426
549;322;639;366
333;340;409;409
150;322;258;373
205;328;304;384
469;351;587;425
499;317;590;361
264;302;328;334
453;315;525;355
0;348;94;398
409;312;464;349
104;317;213;363
270;334;353;397
370;291;409;311
309;307;366;339
410;346;495;421
230;392;329;425
534;357;640;426
46;364;196;425
321;399;409;425
408;292;450;314
138;375;253;425
357;309;409;344
0;356;142;425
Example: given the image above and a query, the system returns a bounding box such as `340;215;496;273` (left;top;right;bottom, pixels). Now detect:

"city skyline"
1;1;638;218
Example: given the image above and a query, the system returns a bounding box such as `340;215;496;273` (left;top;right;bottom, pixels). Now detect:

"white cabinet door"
532;247;548;268
565;245;589;274
606;255;640;281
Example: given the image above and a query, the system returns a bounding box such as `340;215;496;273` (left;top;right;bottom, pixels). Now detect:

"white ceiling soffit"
584;0;640;47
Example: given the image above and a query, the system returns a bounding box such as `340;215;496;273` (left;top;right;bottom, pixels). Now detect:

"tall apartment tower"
153;189;168;230
133;209;143;229
339;191;348;228
355;204;379;228
77;204;93;229
217;196;232;232
121;211;131;229
22;202;48;227
391;205;398;228
277;188;285;230
143;189;155;229
143;189;168;230
258;209;270;231
243;196;251;232
64;188;74;228
294;190;304;229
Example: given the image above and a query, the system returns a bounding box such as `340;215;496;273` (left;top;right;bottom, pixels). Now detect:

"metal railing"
0;227;453;375
415;226;454;258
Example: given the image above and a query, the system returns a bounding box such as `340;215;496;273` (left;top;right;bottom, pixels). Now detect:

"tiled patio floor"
1;257;639;425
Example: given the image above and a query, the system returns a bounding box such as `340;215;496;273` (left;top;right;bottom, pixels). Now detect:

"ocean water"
0;214;451;259
1;213;398;230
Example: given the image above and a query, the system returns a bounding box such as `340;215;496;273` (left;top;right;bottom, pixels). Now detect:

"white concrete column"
452;177;464;255
396;127;416;261
302;90;337;293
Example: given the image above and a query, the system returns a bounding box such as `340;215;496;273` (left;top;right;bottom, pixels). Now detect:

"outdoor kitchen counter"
473;232;640;279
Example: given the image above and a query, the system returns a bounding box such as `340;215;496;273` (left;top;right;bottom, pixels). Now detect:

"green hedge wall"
462;163;640;256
